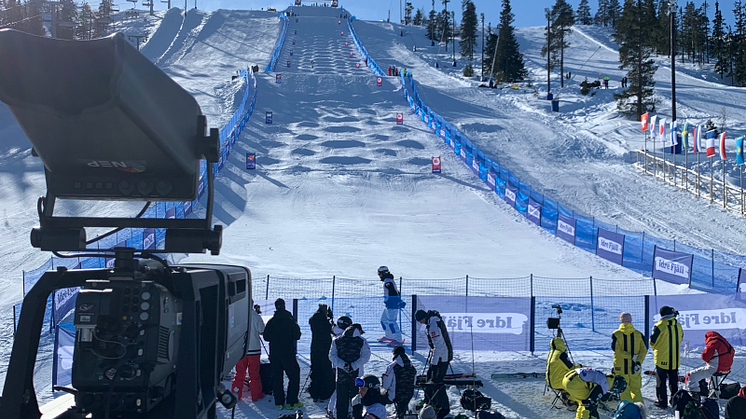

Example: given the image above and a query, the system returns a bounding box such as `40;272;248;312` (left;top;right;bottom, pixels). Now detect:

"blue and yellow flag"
737;137;745;165
681;123;689;149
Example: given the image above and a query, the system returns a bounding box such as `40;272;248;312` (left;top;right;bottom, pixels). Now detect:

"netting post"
293;298;299;352
265;275;270;300
332;275;336;315
411;295;417;352
589;276;595;332
530;274;534;297
465;275;469;297
641;231;645;262
529;296;536;354
711;249;715;288
673;239;676;252
643;296;644;342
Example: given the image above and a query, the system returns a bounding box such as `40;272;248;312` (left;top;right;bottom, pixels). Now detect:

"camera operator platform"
0;28;253;419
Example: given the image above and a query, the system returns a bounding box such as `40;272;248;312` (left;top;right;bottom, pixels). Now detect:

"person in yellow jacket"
611;312;648;403
546;336;579;409
562;367;626;419
650;305;683;409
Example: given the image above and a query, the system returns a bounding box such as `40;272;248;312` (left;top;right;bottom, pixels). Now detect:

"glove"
632;362;641;374
351;395;362;407
343;362;354;374
398;300;407;309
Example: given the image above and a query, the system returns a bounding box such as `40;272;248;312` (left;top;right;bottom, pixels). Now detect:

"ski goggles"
354;377;379;388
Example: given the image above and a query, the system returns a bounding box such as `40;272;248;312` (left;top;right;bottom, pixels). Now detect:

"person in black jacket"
382;346;416;419
263;298;303;410
725;385;746;419
330;324;371;419
308;304;336;402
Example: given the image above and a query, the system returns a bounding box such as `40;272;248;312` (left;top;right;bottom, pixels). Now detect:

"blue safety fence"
347;17;385;77
397;71;746;295
15;67;259;336
266;13;289;73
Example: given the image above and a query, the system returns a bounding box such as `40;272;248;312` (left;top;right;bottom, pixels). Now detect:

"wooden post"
723;163;727;209
684;146;688;190
697;152;701;198
710;159;714;204
741;166;744;215
644;132;648;172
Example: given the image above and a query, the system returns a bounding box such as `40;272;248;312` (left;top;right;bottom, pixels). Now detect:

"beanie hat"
660;306;675;317
415;310;427;322
419;404;436;419
619;312;632;323
275;298;286;310
364;403;387;419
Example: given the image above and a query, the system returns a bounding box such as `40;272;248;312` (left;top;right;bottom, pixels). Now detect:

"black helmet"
611;375;627;395
355;374;380;389
415;309;427;322
392;345;406;359
378;266;389;279
660;306;675;317
337;315;352;329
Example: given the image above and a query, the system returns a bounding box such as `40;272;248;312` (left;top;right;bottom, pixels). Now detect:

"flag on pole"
650;115;658;135
736;137;745;165
659;118;667;143
641;112;649;132
719;132;727;160
692;125;700;153
668;121;678;146
681;123;689;149
706;130;717;158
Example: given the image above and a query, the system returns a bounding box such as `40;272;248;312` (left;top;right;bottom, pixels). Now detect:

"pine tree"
427;4;437;41
734;0;746;85
460;0;478;61
413;8;425;26
655;0;672;55
491;0;526;82
4;0;24;28
77;1;93;39
552;0;574;87
405;2;414;25
608;0;622;28
482;25;497;77
576;0;593;25
712;2;728;78
595;0;609;26
614;0;658;118
57;0;77;39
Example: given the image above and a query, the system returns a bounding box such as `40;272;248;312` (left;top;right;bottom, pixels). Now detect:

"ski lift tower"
161;0;171;10
127;0;137;8
142;0;154;16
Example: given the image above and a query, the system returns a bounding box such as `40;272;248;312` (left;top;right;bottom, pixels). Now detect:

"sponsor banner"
471;157;479;174
266;112;273;124
396;113;403;125
246;153;256;170
377;77;382;86
651;294;746;347
183;200;192;216
440;128;445;138
596;228;625;265
652;246;693;285
527;198;542;226
556;213;576;244
275;74;282;84
487;171;496;189
459;148;466;161
739;268;746;293
53;323;76;387
53;287;79;324
143;228;156;250
431;156;441;173
416;296;531;351
504;184;517;207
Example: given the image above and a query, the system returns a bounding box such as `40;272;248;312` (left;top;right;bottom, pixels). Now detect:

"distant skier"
378;266;404;345
603;76;609;89
382;346;416;419
435;61;439;69
311;59;315;69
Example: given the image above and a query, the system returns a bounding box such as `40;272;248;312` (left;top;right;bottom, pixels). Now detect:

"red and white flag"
641;112;649;132
659;118;667;142
706;130;717;158
649;115;658;135
720;132;727;160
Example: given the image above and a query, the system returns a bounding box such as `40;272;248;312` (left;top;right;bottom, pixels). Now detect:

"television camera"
0;29;251;419
547;303;575;363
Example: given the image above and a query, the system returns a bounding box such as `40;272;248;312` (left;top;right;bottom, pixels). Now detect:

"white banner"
439;313;528;335
654;256;690;280
558;219;575;237
655;309;746;330
598;236;622;255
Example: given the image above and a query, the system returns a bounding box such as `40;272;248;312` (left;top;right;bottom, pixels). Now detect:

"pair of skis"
415;373;483;388
376;337;405;347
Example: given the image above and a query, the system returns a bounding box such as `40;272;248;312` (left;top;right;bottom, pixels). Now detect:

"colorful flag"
659;118;667;143
706;130;717;158
720;132;727;160
641;112;649;132
650;115;658;135
681;123;689;149
692;125;700;153
736;137;745;165
668;121;678;146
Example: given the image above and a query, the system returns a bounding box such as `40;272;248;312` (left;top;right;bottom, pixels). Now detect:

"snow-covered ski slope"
1;5;745;418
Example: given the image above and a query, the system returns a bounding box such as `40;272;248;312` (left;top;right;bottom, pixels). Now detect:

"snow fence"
265;13;289;73
399;72;746;295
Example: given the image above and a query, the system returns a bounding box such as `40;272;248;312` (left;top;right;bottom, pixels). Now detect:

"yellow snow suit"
546;337;574;390
650;317;683;370
562;370;614;419
612;323;647;402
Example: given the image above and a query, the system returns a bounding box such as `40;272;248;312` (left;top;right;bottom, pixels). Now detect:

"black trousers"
424;361;450;419
309;349;335;400
271;354;301;406
394;399;410;419
656;366;679;405
336;368;359;419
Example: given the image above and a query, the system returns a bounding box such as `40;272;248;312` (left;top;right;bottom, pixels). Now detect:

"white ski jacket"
329;328;371;375
382;357;403;402
247;309;266;356
427;315;450;365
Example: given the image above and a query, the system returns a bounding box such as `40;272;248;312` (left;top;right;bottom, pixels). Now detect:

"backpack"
475;410;505;419
700;398;718;419
672;390;702;419
720;381;741;399
460;389;491;412
612;401;642;419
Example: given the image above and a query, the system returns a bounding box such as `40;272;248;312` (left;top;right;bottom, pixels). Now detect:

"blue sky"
128;0;737;29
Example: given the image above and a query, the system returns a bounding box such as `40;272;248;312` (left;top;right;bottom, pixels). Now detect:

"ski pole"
300;369;312;395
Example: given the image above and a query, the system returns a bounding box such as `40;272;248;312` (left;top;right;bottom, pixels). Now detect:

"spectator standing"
231;301;266;401
611;312;647;403
309;304;336;402
382;346;416;419
650;306;683;409
415;310;452;419
263;298;303;410
330;324;371;419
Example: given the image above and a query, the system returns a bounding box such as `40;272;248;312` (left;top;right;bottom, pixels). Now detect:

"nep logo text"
439;313;528;335
84;160;146;173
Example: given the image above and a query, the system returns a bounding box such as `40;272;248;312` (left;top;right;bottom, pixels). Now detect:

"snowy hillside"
1;5;746;419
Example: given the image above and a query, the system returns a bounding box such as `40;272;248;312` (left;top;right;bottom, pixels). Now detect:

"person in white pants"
378;266;403;344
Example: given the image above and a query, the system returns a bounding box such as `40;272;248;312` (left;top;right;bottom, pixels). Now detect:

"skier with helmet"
378;266;404;345
382;346;417;419
414;309;452;419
